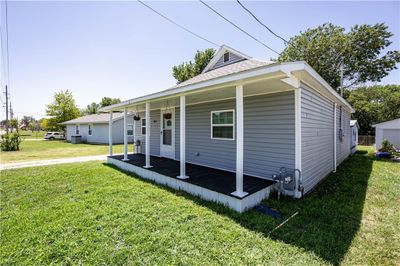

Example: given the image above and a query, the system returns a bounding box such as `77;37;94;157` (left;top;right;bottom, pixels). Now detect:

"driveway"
0;155;108;170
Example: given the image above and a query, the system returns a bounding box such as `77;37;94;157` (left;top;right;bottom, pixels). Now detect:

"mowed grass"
0;140;125;163
18;130;47;139
1;147;399;265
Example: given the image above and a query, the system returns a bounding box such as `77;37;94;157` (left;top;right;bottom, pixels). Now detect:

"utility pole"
340;63;344;97
5;85;9;133
9;101;13;119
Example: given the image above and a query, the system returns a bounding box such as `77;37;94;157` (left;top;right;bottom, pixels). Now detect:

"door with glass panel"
160;109;175;158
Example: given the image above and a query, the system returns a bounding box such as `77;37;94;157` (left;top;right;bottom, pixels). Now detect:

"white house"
61;113;135;144
99;45;355;212
372;118;400;150
350;120;359;154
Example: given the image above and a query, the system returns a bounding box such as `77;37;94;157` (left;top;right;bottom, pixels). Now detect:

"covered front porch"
108;154;276;212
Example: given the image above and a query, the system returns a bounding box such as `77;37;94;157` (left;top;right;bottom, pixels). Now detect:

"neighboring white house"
373;118;400;150
350;120;359;154
61;113;135;144
99;45;355;212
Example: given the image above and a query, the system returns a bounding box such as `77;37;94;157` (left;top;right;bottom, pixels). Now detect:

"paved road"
1;155;109;170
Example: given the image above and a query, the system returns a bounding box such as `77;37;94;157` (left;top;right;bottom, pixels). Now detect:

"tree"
46;90;80;130
278;23;400;90
346;84;400;135
99;97;121;108
83;102;100;114
9;118;19;132
40;118;49;131
172;48;215;83
21;116;34;128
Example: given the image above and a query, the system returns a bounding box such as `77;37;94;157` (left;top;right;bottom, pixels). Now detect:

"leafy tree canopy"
278;23;400;90
346;84;400;135
99;97;121;108
172;48;215;83
46;90;80;130
83;102;99;115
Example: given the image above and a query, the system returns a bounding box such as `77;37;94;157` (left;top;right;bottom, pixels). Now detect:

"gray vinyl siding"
175;91;295;179
301;84;335;193
209;53;246;71
134;110;160;156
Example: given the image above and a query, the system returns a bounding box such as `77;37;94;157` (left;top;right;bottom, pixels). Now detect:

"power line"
236;0;289;45
199;0;280;55
137;0;220;47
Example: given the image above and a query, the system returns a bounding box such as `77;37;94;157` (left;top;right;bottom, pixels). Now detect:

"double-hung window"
127;124;133;136
211;110;235;140
141;119;146;135
88;124;93;136
75;124;80;135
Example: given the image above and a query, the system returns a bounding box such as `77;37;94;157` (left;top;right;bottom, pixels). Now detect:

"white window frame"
88;124;93;136
223;52;230;63
127;124;134;136
141;118;146;135
211;109;235;140
75;124;80;135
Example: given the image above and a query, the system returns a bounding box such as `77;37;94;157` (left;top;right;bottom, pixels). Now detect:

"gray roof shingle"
60;113;124;125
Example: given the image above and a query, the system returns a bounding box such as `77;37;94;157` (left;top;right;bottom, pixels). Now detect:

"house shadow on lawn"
105;151;373;265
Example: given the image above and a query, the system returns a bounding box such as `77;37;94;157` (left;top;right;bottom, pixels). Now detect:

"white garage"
373;118;400;150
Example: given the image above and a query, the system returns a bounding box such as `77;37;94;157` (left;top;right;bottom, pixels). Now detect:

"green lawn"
18;130;47;139
0;140;125;163
1;146;399;265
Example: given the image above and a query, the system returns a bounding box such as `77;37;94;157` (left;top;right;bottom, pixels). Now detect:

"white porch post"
231;85;248;198
177;95;189;179
143;102;153;168
109;111;113;156
123;107;128;161
294;87;302;198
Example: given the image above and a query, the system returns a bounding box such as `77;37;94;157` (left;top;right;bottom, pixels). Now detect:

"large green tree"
346;84;400;135
99;97;121;108
83;102;100;115
46;90;80;130
278;23;400;90
172;48;215;83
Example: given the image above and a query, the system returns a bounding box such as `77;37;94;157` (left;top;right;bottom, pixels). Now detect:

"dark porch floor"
109;154;275;199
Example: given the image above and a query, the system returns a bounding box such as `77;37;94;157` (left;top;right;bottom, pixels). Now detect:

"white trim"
160;107;175;159
144;102;153;168
177;95;189;179
210;109;235;140
294;87;302;198
202;45;251;73
333;103;337;172
108;112;113;156
231;85;248;198
88;124;93;136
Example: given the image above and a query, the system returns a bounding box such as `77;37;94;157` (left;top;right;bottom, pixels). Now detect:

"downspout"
333;103;337;172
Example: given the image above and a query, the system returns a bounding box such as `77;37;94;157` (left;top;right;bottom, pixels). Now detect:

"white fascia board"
100;64;288;112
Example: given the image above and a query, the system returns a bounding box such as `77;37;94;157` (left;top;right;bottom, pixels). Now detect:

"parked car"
44;132;65;140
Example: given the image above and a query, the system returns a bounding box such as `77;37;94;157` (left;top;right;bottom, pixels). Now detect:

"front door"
160;108;175;159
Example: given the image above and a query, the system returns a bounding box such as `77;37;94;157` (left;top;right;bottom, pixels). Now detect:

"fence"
358;135;375;146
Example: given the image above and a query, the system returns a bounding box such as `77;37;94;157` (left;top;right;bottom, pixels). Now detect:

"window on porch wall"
211;110;235;140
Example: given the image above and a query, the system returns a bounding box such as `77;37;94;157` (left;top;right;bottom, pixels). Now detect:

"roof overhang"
100;62;355;114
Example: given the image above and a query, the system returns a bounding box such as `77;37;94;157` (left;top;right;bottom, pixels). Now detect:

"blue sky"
1;0;399;120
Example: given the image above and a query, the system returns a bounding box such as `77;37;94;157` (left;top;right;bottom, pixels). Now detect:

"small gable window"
223;52;230;63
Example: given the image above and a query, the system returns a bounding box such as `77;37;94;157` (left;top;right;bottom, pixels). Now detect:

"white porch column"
109;111;113;156
123;107;128;161
177;95;189;179
231;85;248;198
143;102;153;168
294;87;302;198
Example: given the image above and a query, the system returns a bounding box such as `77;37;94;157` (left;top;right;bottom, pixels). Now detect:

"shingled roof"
60;113;125;125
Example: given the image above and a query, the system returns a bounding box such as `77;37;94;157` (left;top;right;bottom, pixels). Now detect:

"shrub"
0;133;22;151
379;139;395;153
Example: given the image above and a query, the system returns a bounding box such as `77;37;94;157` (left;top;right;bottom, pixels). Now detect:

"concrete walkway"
1;155;108;170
